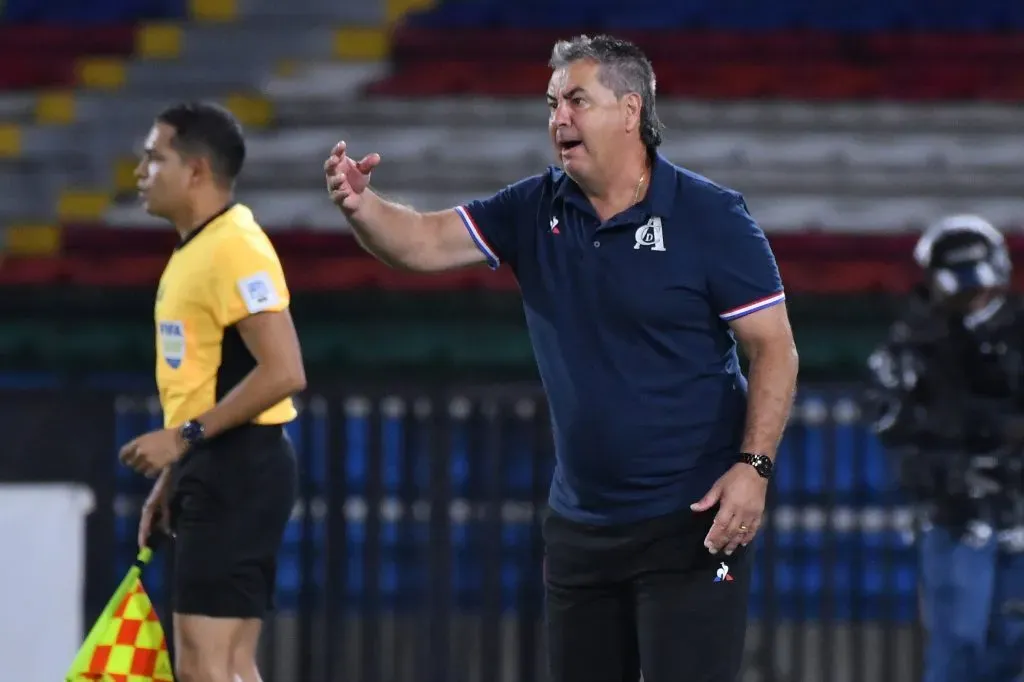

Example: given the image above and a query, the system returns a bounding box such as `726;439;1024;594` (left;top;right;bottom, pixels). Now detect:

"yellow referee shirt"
154;203;297;429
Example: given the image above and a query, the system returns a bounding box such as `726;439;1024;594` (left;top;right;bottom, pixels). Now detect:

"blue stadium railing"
0;378;924;682
102;384;924;682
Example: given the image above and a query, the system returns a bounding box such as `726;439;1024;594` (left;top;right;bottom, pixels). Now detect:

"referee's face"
135;123;191;219
547;60;630;186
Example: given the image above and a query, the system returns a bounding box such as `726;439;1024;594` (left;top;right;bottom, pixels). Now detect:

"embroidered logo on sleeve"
237;271;281;314
158;320;185;369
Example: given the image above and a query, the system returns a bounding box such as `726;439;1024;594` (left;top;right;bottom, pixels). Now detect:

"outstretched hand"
691;462;768;556
324;141;382;213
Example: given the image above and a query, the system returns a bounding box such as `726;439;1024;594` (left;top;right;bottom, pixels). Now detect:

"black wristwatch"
740;452;774;480
179;419;206;449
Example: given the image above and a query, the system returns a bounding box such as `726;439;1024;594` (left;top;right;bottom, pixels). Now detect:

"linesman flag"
65;545;173;681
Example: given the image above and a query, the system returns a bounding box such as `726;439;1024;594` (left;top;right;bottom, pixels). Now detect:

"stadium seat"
401;0;1024;30
1;0;185;23
0;25;137;90
375;0;1024;100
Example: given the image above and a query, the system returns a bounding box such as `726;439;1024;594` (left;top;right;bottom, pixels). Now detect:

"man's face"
547;59;634;183
134;123;192;218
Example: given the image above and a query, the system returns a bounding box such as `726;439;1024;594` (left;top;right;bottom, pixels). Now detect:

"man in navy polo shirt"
324;33;799;682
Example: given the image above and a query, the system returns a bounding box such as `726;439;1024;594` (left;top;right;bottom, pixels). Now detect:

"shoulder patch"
237;271;281;314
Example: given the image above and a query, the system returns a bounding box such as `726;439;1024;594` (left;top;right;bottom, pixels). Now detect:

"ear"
623;92;642;134
187;155;212;187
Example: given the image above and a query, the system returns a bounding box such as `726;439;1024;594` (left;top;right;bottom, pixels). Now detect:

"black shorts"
168;424;297;619
543;506;752;682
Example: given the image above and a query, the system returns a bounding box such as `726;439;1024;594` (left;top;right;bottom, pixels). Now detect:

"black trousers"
543;506;752;682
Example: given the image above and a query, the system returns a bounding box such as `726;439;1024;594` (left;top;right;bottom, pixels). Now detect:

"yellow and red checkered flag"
65;545;174;681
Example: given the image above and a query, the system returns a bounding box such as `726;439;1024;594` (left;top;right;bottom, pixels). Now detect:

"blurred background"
1;0;1023;680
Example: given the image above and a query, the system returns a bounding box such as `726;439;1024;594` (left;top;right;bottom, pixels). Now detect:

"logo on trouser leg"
714;562;734;582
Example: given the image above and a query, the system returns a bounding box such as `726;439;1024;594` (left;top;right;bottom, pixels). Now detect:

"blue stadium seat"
862;434;896;502
112;392;925;621
2;0;186;23
405;0;1017;31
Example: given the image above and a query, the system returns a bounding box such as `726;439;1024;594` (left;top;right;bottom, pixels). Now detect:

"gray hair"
549;34;664;150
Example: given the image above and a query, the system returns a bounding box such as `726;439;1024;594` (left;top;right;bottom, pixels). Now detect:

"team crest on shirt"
633;216;666;251
158;320;185;369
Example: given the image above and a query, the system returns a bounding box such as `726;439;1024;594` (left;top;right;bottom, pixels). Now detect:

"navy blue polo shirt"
456;153;785;525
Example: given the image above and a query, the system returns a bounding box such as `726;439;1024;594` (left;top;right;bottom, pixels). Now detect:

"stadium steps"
0;0;429;255
94;107;1024;233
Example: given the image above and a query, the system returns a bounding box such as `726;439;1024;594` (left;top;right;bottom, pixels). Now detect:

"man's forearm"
194;365;305;439
740;344;799;459
346;191;434;269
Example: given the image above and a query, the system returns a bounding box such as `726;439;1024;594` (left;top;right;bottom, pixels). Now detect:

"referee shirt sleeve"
212;229;291;328
705;194;785;322
455;174;546;271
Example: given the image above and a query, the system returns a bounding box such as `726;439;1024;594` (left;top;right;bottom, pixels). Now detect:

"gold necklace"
633;173;646;204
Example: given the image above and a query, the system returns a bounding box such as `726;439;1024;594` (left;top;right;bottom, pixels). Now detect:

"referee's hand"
691;463;768;556
138;470;172;549
119;428;187;478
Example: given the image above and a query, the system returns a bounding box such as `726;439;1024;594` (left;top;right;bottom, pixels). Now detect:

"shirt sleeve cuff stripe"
455;206;500;270
720;291;786;320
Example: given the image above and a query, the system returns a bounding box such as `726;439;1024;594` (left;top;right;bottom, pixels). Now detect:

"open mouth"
559;140;582;152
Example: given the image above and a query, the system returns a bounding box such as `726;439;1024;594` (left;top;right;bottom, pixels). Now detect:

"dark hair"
156;101;246;185
549;34;664;150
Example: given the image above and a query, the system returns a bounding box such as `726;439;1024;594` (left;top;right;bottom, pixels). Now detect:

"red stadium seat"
373;24;1024;101
0;25;135;54
0;25;135;90
0;57;76;89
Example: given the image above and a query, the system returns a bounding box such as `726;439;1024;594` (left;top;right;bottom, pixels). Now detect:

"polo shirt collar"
176;202;237;250
645;153;677;218
553;152;677;221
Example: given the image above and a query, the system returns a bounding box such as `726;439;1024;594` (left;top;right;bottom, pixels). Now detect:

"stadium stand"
1;0;1021;263
1;0;1023;352
1;0;1023;380
0;0;412;250
0;0;1021;253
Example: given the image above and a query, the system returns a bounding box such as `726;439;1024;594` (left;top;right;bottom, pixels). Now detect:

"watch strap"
740;451;774;479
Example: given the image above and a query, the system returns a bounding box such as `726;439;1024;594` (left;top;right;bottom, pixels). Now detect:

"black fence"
1;383;925;682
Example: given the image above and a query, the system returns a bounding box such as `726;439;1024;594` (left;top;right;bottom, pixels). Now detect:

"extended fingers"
118;437;137;462
323;143;347;179
722;515;761;556
703;510;733;554
705;504;763;555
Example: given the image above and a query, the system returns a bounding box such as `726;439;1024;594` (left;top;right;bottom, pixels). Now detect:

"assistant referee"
119;102;306;682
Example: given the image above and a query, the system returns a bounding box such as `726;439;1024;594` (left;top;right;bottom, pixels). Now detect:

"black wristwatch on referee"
179;419;207;449
740;452;774;480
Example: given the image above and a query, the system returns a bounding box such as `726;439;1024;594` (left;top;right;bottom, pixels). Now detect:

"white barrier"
0;484;94;682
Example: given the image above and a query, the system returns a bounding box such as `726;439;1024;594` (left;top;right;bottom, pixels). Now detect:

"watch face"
182;421;204;443
744;453;772;478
